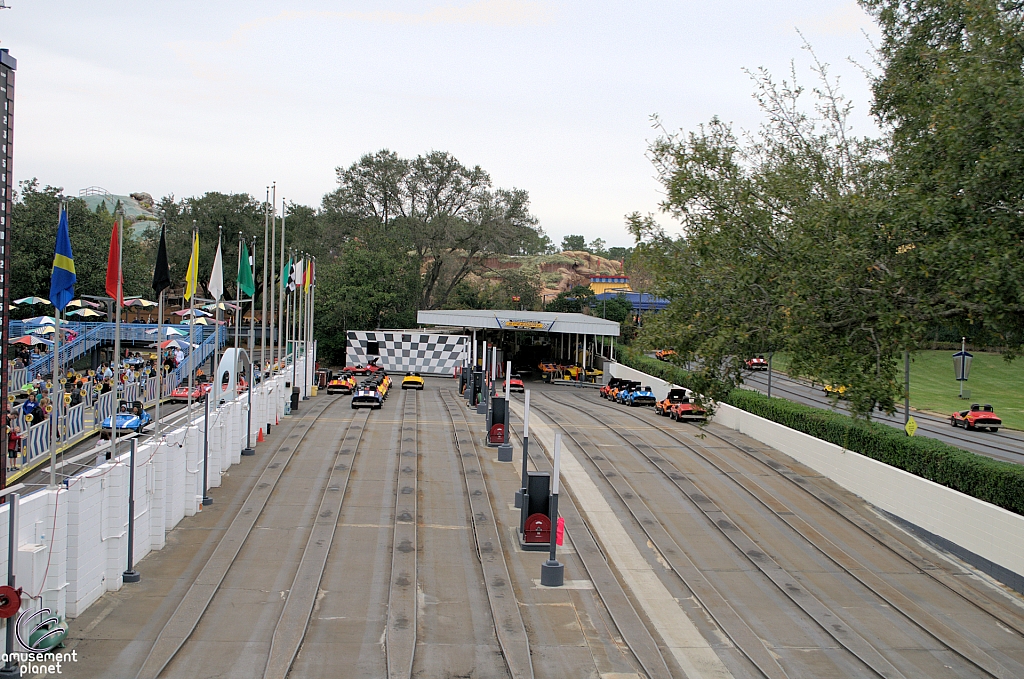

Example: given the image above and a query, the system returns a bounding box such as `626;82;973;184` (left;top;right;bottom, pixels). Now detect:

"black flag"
152;224;171;294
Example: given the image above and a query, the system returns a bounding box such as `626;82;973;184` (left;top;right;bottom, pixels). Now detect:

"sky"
1;1;880;248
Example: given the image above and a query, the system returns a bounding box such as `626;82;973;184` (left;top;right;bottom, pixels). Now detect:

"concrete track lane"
552;385;1024;678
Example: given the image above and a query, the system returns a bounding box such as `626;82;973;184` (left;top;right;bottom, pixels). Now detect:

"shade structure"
145;326;186;336
9;335;53;346
66;308;103;318
159;338;197;350
65;299;102;309
13;296;50;305
203;301;240;311
22;315;67;326
124;298;158;308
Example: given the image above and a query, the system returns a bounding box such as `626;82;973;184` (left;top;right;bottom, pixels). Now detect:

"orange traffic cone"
276;414;279;426
257;428;265;443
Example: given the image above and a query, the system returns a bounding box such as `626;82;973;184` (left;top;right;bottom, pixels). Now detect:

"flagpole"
212;226;221;383
242;234;256;455
269;182;276;376
235;232;242;355
48;202;64;489
155;288;163;437
290;250;297;393
187;220;196;426
262;187;269;376
112;208;124;482
277;197;286;376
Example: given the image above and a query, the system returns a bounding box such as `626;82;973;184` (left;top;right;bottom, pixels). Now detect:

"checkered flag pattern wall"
346;332;468;376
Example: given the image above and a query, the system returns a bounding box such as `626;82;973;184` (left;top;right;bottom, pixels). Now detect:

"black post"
242;353;254;455
904;349;910;429
123;439;140;583
1;492;18;676
202;395;213;505
540;433;564;587
767;353;772;398
516;390;531;515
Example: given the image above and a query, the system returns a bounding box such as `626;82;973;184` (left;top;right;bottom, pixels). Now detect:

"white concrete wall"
0;364;300;640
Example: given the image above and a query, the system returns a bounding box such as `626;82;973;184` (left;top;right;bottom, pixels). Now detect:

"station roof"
417;309;620;337
593;291;669;311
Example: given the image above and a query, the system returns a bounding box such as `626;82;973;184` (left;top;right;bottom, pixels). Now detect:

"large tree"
863;0;1024;351
323;149;547;308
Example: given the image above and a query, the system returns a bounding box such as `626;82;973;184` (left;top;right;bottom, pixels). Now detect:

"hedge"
613;347;1024;516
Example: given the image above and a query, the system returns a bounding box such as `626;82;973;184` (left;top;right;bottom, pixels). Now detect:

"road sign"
905;416;918;437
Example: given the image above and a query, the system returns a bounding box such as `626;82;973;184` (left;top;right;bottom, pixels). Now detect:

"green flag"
282;256;292;294
238;240;255;297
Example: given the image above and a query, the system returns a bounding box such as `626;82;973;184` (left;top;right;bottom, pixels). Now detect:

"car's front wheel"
950;417;957;427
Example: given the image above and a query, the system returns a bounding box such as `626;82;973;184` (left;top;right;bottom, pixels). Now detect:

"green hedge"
614;347;1024;515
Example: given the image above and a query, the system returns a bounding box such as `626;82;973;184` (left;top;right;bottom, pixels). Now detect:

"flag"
208;239;224;300
303;258;313;293
105;219;123;305
184;231;200;301
292;258;304;294
49;207;76;311
238;240;255;297
280;255;292;294
152;224;171;295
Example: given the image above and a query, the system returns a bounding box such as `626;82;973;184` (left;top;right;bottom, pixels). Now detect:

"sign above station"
497;317;555;332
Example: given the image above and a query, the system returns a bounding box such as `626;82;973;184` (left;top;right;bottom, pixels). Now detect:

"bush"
613;346;1024;515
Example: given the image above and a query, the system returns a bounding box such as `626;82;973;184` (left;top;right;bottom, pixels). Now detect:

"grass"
765;350;1024;431
909;350;1024;430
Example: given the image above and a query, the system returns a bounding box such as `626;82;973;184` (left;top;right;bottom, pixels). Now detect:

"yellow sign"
905;416;918;437
503;320;544;330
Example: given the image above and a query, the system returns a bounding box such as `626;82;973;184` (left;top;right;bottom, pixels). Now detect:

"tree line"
10;150;566;363
629;0;1024;416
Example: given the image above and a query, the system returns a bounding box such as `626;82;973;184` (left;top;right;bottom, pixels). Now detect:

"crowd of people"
5;347;182;471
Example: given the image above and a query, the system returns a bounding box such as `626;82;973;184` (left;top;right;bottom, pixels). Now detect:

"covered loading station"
415;309;620;381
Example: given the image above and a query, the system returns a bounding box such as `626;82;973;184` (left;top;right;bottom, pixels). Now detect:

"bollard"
540;433;564;586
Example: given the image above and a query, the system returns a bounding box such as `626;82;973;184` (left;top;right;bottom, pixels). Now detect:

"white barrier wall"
713;403;1024;582
0;362;302;640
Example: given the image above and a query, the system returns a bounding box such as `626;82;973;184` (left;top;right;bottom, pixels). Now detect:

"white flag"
292;259;304;293
208;241;224;300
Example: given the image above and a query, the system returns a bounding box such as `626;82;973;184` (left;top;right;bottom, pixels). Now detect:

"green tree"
560;234;586;251
10;181;150;312
546;284;595;313
863;0;1024;351
592;293;633;324
323;149;545;309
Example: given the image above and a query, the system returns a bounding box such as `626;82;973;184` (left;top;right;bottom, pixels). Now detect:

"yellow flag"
185;231;200;301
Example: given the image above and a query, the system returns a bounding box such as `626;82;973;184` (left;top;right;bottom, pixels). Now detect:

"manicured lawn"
909;350;1024;431
763;350;1024;430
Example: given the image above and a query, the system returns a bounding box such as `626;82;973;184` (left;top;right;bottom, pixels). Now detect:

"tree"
10;180;150;312
593;293;633;324
862;0;1024;352
546;285;595;313
323;149;544;309
632;57;902;415
560;234;586;252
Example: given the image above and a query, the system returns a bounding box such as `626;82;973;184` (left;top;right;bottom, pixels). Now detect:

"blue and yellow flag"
49;207;76;311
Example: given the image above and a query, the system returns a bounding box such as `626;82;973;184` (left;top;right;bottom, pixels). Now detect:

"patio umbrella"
9;335;53;346
13;296;50;305
22;316;67;326
66;299;102;309
173;308;211;317
28;325;56;335
145;326;186;336
203;302;240;311
66;308;103;318
159;339;196;350
124;298;158;308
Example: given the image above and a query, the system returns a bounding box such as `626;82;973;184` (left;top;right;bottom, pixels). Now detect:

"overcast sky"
1;1;879;248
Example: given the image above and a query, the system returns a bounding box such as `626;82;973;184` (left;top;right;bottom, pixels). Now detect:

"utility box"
491;397;507;429
291;387;300;412
520;471;551;550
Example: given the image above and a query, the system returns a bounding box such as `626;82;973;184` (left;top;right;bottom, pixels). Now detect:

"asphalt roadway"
62;379;1024;678
741;369;1024;465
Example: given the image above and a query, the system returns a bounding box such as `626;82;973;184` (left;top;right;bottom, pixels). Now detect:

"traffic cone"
276;414;279;426
257;428;265;443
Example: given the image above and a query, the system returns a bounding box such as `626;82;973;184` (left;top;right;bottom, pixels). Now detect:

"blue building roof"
592;291;669;311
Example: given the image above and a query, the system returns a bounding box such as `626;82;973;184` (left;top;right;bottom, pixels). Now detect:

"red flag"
105;220;122;304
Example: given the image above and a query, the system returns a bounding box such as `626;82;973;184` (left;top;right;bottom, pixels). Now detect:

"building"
588;274;631;295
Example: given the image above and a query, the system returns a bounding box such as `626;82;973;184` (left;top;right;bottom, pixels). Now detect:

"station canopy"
417;309;620;337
